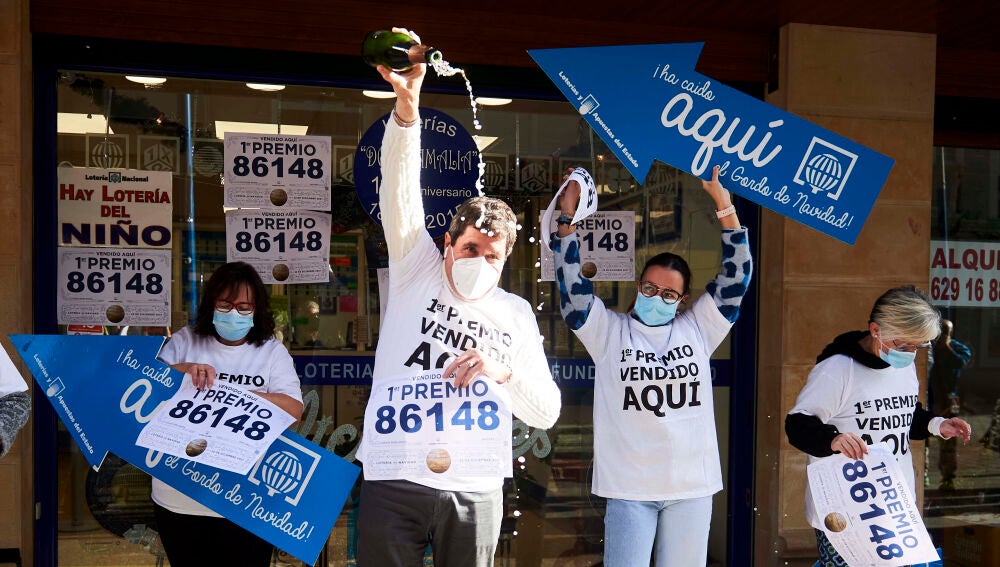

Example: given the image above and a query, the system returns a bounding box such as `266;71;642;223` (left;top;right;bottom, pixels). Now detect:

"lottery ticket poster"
361;371;513;481
136;380;294;474
57;247;171;326
807;443;939;565
539;210;635;281
223;133;332;211
58;167;173;249
225;209;332;284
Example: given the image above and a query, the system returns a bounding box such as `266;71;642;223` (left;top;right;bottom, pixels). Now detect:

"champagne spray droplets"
429;57;486;196
429;59;481;131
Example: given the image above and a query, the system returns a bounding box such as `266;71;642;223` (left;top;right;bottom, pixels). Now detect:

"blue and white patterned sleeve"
0;391;30;457
550;231;595;330
705;227;753;323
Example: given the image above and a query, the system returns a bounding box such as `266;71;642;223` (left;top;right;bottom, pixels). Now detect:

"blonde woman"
786;285;972;564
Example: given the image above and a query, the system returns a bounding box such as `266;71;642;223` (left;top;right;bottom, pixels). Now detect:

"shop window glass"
52;70;736;565
924;147;1000;566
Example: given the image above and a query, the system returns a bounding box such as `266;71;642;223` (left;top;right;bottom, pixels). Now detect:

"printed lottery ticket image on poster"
185;438;208;457
426;448;452;474
272;263;290;282
824;512;848;533
106;304;125;323
270;188;288;206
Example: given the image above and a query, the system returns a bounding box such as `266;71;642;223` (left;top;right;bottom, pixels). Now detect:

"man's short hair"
447;197;518;257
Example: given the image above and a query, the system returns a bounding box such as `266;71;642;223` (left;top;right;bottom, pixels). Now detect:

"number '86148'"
375;401;500;434
67;271;163;294
168;400;270;440
840;460;921;560
232;156;323;179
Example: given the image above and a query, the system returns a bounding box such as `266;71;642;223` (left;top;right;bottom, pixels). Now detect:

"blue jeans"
603;496;713;567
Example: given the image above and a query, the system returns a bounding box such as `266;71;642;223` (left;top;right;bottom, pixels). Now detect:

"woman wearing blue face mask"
549;165;752;567
786;285;972;566
152;261;303;567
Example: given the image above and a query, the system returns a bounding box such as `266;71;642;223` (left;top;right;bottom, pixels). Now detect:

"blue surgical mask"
213;310;254;342
878;338;916;369
633;292;678;327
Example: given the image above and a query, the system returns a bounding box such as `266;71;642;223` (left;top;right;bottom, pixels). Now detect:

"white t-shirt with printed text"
789;355;919;527
355;234;554;493
575;293;732;500
151;327;302;516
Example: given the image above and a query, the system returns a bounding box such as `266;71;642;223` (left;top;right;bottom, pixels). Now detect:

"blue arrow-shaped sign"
10;334;359;565
529;44;895;244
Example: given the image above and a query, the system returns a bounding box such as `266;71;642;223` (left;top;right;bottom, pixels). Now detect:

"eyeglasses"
638;281;685;304
215;300;255;316
884;337;932;353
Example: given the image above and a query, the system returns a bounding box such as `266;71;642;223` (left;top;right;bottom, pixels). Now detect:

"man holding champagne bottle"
354;28;561;567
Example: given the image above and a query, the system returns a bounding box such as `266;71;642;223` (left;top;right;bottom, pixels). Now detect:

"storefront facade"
1;2;997;566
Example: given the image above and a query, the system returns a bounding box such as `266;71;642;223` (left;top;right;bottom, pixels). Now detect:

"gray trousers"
357;479;503;567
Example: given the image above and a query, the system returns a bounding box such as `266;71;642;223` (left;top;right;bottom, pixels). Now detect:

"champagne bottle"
361;30;443;72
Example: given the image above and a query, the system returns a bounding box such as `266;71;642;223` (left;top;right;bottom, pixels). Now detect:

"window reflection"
54;70;733;565
924;147;1000;565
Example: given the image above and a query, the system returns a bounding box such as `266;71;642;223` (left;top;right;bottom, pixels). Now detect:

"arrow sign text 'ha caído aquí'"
10;334;359;565
529;43;895;245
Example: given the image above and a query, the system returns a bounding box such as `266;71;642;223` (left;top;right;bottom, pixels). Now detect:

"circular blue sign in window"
354;108;481;239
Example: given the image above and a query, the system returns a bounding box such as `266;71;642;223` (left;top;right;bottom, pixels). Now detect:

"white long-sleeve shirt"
153;327;302;515
355;118;561;492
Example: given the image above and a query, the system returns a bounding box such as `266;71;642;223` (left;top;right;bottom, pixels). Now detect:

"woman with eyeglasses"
549;165;752;567
153;261;303;567
786;285;972;565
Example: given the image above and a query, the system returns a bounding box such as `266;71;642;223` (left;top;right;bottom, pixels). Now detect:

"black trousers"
154;503;273;567
357;479;503;567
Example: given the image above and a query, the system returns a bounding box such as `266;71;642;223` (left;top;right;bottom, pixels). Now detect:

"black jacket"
784;330;935;457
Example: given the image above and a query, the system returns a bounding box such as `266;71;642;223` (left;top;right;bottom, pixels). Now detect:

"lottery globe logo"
482;159;506;192
259;450;304;497
89;140;126;168
248;437;321;505
803;154;842;193
793;137;858;201
193;143;224;177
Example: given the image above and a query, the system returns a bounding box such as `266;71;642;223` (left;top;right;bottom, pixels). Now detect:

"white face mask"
447;246;501;300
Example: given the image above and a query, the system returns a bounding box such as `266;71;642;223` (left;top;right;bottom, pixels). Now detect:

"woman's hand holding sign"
831;432;869;460
444;350;512;388
702;165;741;230
173;362;217;389
556;168;582;238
